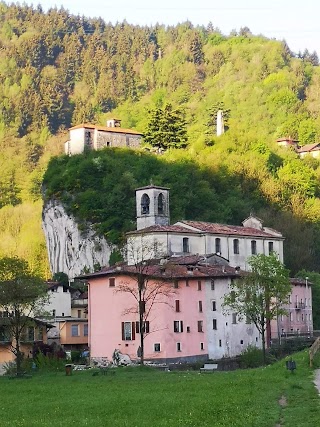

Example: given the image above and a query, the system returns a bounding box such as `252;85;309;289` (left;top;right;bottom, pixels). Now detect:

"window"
256;337;258;342
198;301;203;312
232;313;237;324
245;316;251;324
197;281;202;291
230;291;236;303
158;193;165;214
219;339;222;347
175;300;180;312
141;193;150;214
211;280;215;291
37;327;43;341
240;340;244;345
174;281;179;289
183;237;190;253
198;320;203;332
52;309;56;317
290;312;293;321
154;343;161;352
215;238;221;254
233;239;239;255
109;278;115;287
78;310;81;318
121;321;135;341
62;312;64;317
200;342;204;350
84;324;88;336
187;326;190;333
71;324;79;337
174;320;183;333
212;300;216;311
268;241;274;254
177;342;181;352
28;327;34;342
288;294;291;304
212;319;217;330
135;321;150;334
251;240;257;255
186;279;189;287
302;314;304;322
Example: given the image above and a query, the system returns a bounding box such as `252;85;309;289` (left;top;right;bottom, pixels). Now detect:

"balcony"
295;302;305;310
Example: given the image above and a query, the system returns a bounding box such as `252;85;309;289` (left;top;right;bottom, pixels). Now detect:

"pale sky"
25;0;319;55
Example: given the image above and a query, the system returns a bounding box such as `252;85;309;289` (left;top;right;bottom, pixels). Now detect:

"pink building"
271;278;313;339
81;255;262;364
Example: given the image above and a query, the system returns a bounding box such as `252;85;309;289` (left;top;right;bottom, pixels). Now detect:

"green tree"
0;256;47;375
223;253;291;363
143;104;188;150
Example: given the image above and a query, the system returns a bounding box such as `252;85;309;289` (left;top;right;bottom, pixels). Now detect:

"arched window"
233;239;239;255
141;194;150;215
158;193;165;214
215;238;221;254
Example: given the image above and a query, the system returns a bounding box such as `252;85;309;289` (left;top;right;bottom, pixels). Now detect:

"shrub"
240;345;265;368
34;353;66;372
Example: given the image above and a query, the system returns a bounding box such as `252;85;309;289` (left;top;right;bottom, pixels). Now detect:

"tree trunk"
14;324;23;376
261;317;266;365
138;280;144;365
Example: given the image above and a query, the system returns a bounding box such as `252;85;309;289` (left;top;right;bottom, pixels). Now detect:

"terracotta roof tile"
179;221;281;238
127;225;197;235
68;123;143;136
297;142;320;153
78;257;243;280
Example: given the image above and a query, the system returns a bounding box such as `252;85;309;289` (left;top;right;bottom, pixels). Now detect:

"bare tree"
117;237;175;364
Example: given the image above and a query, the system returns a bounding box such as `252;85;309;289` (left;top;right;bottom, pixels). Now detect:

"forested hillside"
1;2;320;275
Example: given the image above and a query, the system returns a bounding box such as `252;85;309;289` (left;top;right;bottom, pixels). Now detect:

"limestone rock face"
42;200;112;278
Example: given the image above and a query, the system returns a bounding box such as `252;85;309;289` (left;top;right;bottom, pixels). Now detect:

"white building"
43;282;72;318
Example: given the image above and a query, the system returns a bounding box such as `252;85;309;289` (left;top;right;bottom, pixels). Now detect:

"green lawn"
1;351;320;427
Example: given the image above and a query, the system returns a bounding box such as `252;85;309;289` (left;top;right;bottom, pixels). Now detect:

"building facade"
82;255;261;363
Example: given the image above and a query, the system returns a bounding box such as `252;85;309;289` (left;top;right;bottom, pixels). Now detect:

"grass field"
1;351;320;427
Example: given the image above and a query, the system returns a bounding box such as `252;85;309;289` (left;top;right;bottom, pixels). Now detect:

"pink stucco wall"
88;275;207;362
270;281;313;338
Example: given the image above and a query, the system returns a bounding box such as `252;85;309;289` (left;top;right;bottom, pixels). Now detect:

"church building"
127;185;284;270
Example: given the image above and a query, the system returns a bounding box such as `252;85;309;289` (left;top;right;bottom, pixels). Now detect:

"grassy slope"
1;351;319;427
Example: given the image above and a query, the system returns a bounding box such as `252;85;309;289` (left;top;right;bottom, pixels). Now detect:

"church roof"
135;185;170;191
176;220;283;238
126;225;197;235
69;123;143;136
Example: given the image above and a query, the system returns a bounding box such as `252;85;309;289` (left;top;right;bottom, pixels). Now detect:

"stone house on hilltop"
64;118;143;155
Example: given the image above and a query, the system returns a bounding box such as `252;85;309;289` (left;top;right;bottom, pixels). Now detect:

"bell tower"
136;185;170;230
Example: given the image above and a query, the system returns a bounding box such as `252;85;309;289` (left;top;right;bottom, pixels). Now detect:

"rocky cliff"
42;200;112;278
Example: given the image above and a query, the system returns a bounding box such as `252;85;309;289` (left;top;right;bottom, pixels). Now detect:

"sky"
26;0;319;55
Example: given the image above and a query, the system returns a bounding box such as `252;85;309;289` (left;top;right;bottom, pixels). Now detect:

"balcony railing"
295;302;306;310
